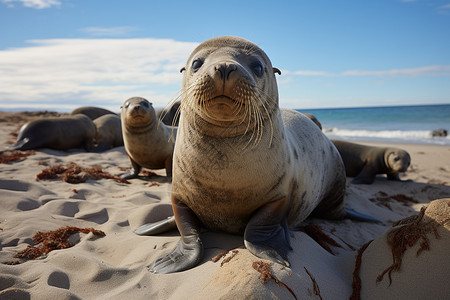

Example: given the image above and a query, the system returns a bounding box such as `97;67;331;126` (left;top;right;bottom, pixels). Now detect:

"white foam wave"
323;127;450;145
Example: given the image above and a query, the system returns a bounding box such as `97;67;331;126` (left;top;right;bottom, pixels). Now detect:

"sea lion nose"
215;63;237;80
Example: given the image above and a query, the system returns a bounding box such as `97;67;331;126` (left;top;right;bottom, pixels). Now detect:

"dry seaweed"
36;162;130;184
369;193;418;210
304;267;323;300
377;205;450;285
13;226;105;261
350;240;373;300
298;224;342;255
210;250;239;266
0;150;35;164
252;260;297;300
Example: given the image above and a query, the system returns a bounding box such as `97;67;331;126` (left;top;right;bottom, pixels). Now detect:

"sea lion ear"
180;67;186;73
273;68;281;75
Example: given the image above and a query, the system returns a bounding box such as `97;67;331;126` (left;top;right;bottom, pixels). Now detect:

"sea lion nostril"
215;64;237;80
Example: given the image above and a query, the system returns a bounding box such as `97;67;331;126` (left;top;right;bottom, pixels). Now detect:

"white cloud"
80;27;138;37
0;38;198;111
1;0;60;9
284;65;450;78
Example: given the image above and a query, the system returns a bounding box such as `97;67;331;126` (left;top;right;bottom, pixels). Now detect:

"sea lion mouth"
205;95;243;107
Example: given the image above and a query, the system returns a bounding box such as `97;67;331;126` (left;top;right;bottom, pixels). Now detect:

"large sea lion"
71;106;117;120
93;114;123;152
7;114;96;151
331;140;411;184
141;36;377;274
120;97;176;179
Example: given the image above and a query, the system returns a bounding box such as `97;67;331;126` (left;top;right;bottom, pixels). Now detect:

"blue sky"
0;0;449;111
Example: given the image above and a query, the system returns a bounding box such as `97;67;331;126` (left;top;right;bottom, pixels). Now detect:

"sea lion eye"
142;101;149;108
125;102;130;108
252;63;264;77
192;59;204;72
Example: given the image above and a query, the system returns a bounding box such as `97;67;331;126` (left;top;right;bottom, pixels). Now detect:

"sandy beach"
1;112;449;299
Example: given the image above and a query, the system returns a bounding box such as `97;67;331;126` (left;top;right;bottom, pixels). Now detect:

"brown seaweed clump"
13;226;105;261
298;224;343;255
211;250;240;267
376;204;450;285
252;261;297;300
36;162;130;184
0;150;35;164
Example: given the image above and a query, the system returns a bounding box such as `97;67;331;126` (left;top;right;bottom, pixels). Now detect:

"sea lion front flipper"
244;198;292;267
148;196;203;274
120;158;141;179
386;172;401;181
351;163;377;184
134;216;177;235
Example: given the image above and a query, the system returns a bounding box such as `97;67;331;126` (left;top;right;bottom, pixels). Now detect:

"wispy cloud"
1;0;60;9
437;4;450;14
284;65;450;78
0;38;198;110
80;27;139;37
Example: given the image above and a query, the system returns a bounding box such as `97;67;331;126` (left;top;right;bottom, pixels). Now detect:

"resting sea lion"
7;114;96;151
121;97;176;179
331;140;411;184
93;114;123;152
140;36;377;274
71;106;117;120
156;101;181;126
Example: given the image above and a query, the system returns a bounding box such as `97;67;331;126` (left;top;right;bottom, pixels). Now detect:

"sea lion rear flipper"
244;198;292;267
134;216;177;235
351;163;376;184
6;138;30;150
345;208;382;223
148;197;203;274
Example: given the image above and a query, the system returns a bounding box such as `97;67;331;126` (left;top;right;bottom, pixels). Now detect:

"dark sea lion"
7;114;96;151
303;113;322;130
93;114;123;152
120;97;176;179
331;140;411;184
71;106;117;120
141;36;377;274
156;101;181;126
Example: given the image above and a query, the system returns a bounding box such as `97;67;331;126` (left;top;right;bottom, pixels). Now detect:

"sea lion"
120;97;176;179
156;101;181;126
93;114;123;152
7;114;96;151
303;113;322;130
144;36;376;274
331;140;411;184
71;106;117;120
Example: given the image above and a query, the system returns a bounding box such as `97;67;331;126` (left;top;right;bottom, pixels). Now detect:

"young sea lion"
93;114;123;152
120;97;176;179
331;140;411;184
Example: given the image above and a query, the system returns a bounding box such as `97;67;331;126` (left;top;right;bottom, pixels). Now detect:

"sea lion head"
121;97;155;129
180;36;281;139
386;149;411;172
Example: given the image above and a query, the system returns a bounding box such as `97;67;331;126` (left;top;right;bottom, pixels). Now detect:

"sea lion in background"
7;114;96;151
331;140;411;184
142;36;377;274
93;114;123;152
156;101;181;126
71;106;117;120
120;97;176;179
303;113;322;130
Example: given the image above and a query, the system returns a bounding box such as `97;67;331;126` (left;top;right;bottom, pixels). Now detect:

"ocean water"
298;104;450;145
